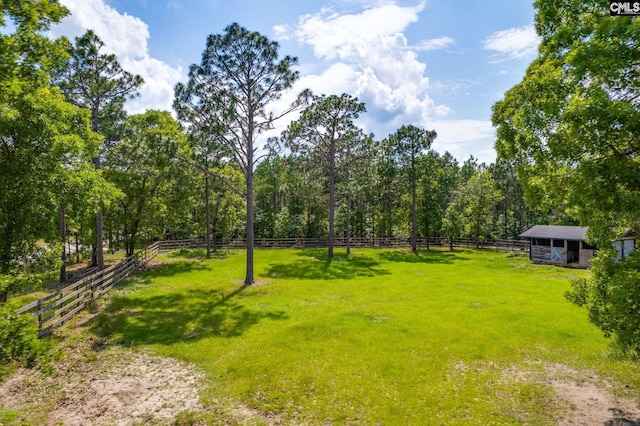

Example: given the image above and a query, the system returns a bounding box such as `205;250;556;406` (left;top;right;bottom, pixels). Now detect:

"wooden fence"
159;237;529;251
18;242;160;337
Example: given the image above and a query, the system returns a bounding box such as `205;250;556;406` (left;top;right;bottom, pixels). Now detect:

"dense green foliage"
492;0;640;354
0;1;108;299
0;302;50;373
87;248;640;424
104;110;191;256
54;30;144;141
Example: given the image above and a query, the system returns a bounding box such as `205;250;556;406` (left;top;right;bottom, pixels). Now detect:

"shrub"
0;302;49;371
566;250;640;357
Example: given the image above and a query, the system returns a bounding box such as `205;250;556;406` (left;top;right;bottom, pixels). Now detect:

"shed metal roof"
519;225;588;241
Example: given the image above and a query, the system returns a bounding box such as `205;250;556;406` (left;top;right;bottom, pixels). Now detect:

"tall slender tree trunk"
345;161;351;255
205;173;211;259
90;107;104;270
59;204;67;283
93;157;104;269
346;194;351;255
502;200;508;239
328;141;336;259
244;116;255;285
411;179;418;254
519;198;526;234
426;223;431;250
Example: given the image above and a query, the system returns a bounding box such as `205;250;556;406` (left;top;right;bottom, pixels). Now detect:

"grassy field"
76;247;640;424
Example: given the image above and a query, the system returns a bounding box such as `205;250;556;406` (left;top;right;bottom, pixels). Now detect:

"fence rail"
18;242;160;337
158;237;529;251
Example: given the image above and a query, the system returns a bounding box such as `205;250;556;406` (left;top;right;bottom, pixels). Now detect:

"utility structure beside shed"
519;225;638;268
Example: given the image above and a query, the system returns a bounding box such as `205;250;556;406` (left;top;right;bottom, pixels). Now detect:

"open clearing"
2;248;640;425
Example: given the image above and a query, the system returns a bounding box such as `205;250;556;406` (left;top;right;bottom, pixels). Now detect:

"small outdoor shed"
519;225;596;268
520;225;638;268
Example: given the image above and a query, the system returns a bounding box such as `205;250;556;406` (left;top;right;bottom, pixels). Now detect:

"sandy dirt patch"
504;362;640;425
546;364;640;426
0;337;204;425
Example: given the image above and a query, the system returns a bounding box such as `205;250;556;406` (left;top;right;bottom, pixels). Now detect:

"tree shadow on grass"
262;249;390;280
117;260;213;291
377;249;470;264
167;248;231;261
88;285;288;346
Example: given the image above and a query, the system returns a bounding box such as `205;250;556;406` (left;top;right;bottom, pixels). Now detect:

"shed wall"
579;249;596;268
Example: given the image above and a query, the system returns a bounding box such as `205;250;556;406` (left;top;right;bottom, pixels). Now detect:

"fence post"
37;299;42;330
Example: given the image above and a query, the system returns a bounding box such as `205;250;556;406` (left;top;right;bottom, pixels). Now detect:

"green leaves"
104;111;191;255
0;1;70;96
0;86;102;272
496;0;640;355
54;30;144;141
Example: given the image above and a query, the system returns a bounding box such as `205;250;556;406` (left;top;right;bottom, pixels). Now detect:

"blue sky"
51;0;539;164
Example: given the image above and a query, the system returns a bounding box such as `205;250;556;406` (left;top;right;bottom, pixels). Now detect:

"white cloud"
484;24;539;60
413;36;455;51
294;4;423;61
289;2;451;133
51;0;183;114
273;24;291;40
430;119;496;164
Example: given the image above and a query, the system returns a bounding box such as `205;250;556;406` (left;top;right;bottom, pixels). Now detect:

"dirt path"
0;338;204;425
546;364;640;426
503;362;640;425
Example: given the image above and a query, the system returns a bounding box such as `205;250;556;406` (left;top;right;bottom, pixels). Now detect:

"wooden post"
37;299;42;331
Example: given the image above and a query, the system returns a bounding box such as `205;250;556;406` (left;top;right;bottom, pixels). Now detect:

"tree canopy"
386;125;437;253
0;1;106;300
280;93;366;259
492;0;640;354
54;29;143;269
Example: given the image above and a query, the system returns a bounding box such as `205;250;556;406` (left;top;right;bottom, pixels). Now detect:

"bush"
566;250;640;357
0;302;50;372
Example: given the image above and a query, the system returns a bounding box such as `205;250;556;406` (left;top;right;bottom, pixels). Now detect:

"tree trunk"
345;161;351;255
411;180;418;254
346;194;351;255
519;198;526;234
59;204;67;283
205;173;211;259
0;235;11;303
244;116;255;285
426;224;430;250
94;155;104;269
328;141;336;259
245;173;255;285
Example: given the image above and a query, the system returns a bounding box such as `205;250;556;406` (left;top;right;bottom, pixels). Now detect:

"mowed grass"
92;248;640;424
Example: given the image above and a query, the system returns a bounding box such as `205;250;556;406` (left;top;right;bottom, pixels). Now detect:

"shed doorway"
567;240;580;264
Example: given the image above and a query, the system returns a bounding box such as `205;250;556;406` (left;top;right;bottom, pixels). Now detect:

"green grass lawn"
91;247;640;424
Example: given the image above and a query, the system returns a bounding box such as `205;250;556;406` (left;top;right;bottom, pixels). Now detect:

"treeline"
253;151;551;243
